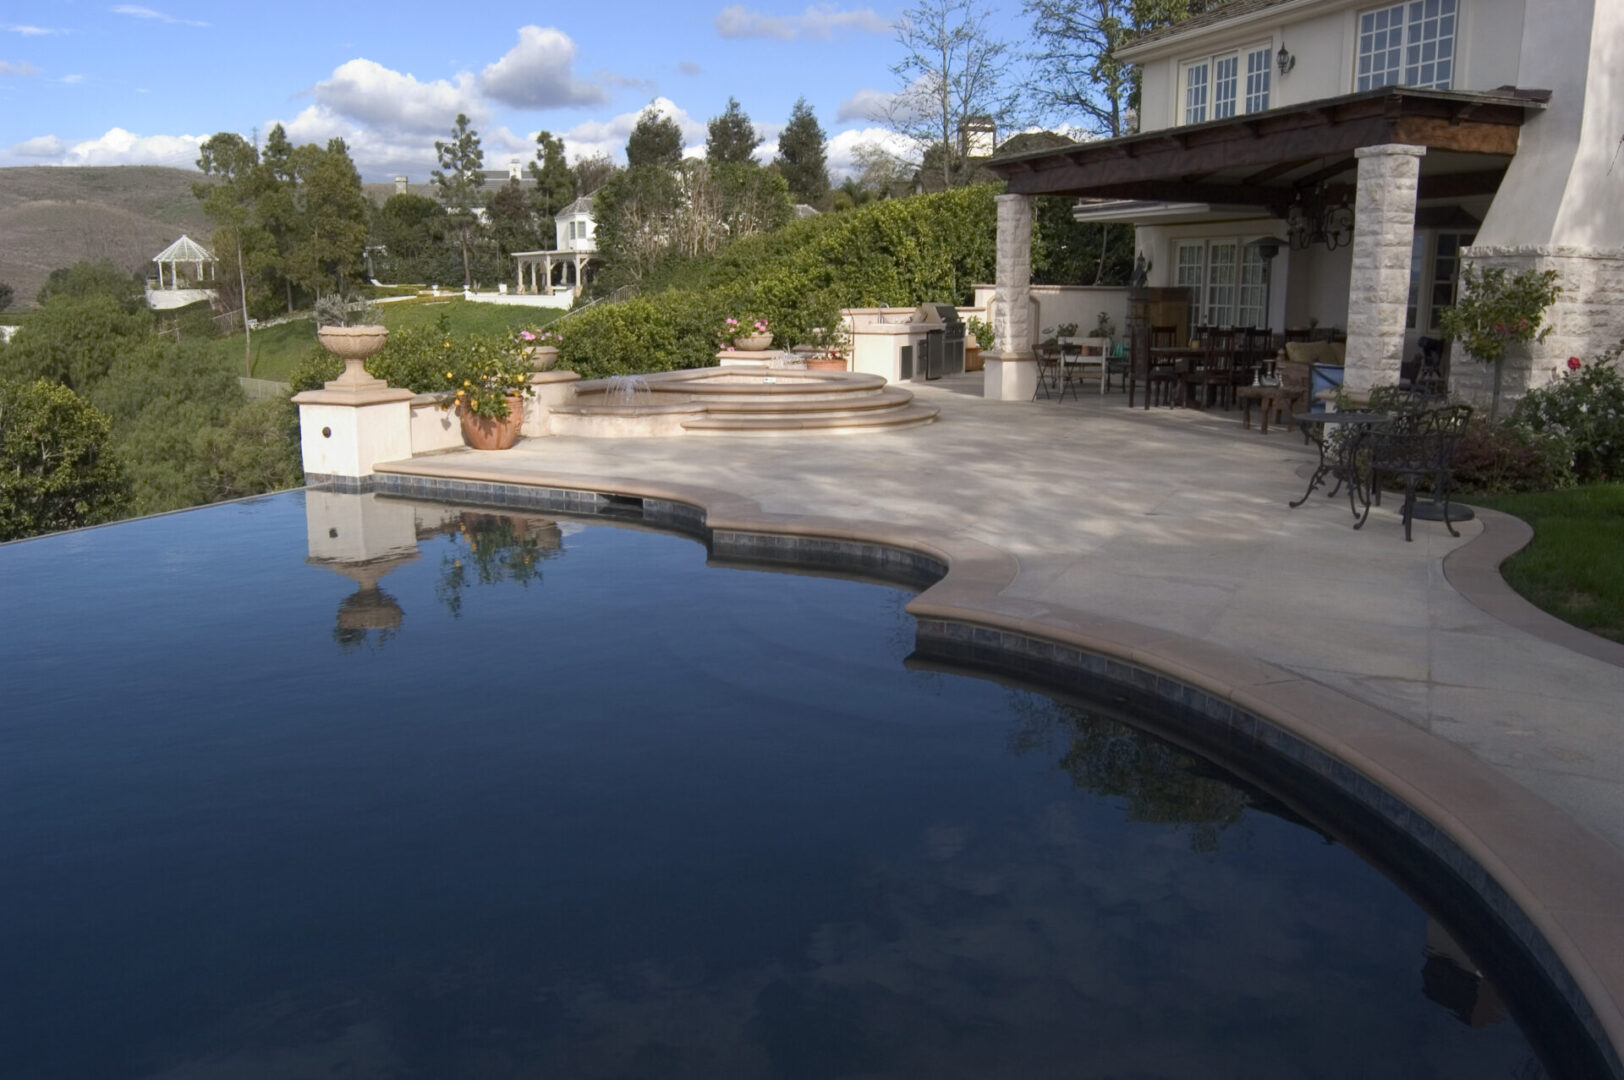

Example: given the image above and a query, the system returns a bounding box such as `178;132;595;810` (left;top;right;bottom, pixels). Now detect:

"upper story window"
1357;0;1456;91
1181;42;1272;126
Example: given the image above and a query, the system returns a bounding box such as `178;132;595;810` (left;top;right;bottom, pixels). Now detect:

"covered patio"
982;86;1548;403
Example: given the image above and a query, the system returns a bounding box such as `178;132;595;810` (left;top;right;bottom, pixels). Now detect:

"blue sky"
0;1;1036;181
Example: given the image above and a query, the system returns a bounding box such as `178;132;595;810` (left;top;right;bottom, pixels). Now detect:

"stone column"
986;193;1036;401
1344;144;1425;397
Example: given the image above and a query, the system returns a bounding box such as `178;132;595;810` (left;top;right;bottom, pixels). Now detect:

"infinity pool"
0;490;1575;1078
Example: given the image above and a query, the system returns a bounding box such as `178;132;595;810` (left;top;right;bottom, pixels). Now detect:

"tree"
887;0;1017;189
487;181;547;259
773;97;830;208
372;194;450;282
0;377;127;540
432;114;487;288
36;259;146;311
0;282;12;311
625;107;684;169
196;131;267;369
0;294;152;390
706;97;760;165
571;153;619;197
1032;198;1134;286
1023;0;1222;136
284;138;370;298
592;165;682;289
256;123;304;313
528;130;575;220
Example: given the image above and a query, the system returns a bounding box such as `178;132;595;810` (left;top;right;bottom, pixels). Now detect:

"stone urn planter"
525;345;560;371
316;324;389;388
459;396;526;450
734;333;773;351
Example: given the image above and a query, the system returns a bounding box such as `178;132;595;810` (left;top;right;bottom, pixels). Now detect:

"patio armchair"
1357;404;1473;541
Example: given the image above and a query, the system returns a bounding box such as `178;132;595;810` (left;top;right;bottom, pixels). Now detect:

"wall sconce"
1277;43;1296;77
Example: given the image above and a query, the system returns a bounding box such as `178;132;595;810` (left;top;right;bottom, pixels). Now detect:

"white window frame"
1179;41;1273;126
1406;228;1475;331
1357;0;1456;92
1175;238;1271;332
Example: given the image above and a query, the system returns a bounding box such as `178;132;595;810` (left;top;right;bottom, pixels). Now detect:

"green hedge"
557;185;999;379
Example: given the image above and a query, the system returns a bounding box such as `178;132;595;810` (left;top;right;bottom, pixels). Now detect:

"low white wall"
409;395;464;453
462;290;573;309
146;287;215;311
970;284;1130;347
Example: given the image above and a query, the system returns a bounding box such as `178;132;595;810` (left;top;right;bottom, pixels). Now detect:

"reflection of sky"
0;493;1542;1079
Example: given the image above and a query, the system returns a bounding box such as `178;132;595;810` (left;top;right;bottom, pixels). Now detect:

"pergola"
151;235;217;290
981;86;1548;400
513;250;595;297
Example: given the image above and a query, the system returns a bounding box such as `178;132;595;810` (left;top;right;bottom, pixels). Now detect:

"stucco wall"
970;284;1131;344
1131;0;1530;132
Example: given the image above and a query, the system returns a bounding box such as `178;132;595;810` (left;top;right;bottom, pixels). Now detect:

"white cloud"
312;58;483;136
4;24;63;35
110;6;209;27
677;60;702;76
0;60;39;76
3;127;205;167
824;126;914;180
479;25;606;109
559;97;705;164
715;4;891;40
60;73;84;84
836;87;892;123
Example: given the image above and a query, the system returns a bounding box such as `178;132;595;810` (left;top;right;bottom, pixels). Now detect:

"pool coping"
367;459;1624;1076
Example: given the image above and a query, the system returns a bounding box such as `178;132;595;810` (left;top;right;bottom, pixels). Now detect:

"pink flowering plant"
517;327;561;348
718;315;771;350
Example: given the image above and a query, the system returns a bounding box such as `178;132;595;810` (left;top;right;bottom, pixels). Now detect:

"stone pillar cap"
1355;144;1428;158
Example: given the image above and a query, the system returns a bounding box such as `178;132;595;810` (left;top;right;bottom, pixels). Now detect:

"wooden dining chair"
1184;327;1235;408
1151;324;1178;349
1130;324;1178;409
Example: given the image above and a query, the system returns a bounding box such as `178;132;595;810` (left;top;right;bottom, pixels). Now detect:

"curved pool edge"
363;462;1624;1077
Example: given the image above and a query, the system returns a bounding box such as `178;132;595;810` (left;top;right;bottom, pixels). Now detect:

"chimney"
509;157;521;181
394;176;408;195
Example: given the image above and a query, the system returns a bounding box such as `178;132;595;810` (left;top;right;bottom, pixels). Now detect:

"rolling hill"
0;166;213;309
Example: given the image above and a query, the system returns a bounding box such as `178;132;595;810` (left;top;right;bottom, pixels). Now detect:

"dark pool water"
0;491;1557;1078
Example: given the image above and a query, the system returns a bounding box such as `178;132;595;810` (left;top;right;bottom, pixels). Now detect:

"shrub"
440;334;533;419
0;295;153;390
0;377;127;539
1450;418;1574;495
1514;348;1624;484
555;185;999;378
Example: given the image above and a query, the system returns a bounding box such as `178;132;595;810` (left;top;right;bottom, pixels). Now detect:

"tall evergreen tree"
571;153;619;197
286;138;369;297
432;113;487;288
195;131;267;372
705;97;760;165
256;123;303;313
773;97;829;208
528;130;575;219
625;107;684;169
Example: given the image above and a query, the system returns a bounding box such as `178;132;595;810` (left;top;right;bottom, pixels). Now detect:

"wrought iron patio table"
1289;411;1389;515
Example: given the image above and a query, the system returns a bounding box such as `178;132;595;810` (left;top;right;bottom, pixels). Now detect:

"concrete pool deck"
373;372;1623;1063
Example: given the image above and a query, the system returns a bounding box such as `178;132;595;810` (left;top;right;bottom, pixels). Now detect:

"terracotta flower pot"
806;355;847;372
734;333;773;351
459;396;525;450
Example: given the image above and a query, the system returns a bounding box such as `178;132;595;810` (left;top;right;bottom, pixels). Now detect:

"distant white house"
147;235;218;311
513;195;599;300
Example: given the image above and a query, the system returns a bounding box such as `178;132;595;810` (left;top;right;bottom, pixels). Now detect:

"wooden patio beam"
1416;168;1507;200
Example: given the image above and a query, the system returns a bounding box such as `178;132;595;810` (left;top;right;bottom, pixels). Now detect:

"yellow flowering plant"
439;334;535;420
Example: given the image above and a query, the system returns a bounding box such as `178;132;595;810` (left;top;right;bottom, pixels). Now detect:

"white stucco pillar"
986;193;1037;401
1344;144;1425;396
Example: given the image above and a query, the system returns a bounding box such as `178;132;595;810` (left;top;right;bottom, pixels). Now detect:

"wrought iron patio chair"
1033;342;1074;401
1357;404;1473;541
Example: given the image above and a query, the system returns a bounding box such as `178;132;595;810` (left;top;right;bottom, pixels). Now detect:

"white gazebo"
148;235;219;310
514;196;599;302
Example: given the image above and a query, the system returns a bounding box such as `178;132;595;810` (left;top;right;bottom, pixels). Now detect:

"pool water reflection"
0;491;1557;1078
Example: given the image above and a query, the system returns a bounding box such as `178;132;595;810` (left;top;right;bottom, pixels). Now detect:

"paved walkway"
401;373;1624;853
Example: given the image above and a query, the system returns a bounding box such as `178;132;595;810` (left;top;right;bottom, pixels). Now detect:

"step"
698;387;919;415
680;403;940;435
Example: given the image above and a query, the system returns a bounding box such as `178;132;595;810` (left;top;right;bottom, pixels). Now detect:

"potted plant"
313;293;388;388
440;335;535;450
517;327;561;370
805;322;851;372
965;316;993;371
1055;321;1080;341
1439;265;1561;420
721;315;773;352
1093;311;1116;342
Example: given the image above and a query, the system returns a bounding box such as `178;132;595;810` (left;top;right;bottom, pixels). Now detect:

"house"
983;0;1622;408
513;195;598;298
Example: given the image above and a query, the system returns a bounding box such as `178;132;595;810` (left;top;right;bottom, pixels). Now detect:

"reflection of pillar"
1345;144;1424;397
305;491;422;646
986;193;1036;401
1420;919;1508;1029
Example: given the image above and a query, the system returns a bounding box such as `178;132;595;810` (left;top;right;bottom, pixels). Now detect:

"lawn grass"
1468;483;1624;643
204;299;566;382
